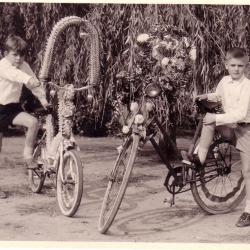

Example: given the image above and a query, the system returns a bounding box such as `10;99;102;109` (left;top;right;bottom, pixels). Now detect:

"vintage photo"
0;2;250;247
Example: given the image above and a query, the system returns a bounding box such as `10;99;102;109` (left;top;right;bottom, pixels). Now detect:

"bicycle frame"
120;84;222;204
33;82;86;176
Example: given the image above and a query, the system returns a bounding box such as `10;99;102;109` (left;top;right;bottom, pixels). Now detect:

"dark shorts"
0;103;23;132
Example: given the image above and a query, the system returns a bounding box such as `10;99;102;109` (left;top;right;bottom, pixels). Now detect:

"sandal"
236;212;250;227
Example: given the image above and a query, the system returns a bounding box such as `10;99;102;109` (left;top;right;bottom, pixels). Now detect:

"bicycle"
98;82;246;233
28;81;93;217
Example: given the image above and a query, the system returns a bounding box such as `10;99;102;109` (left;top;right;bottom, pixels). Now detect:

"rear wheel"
57;149;83;217
98;134;139;234
28;143;46;193
191;138;245;214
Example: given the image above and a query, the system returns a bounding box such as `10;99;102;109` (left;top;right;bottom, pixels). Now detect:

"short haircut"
225;47;249;63
4;34;27;56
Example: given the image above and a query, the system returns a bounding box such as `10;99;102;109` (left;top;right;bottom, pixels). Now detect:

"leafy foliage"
0;3;250;136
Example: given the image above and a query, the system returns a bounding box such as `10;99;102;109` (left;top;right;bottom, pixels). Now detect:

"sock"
244;200;250;214
197;147;209;165
193;144;199;154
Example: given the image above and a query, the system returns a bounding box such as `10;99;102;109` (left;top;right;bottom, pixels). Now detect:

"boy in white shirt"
192;47;250;227
0;35;48;198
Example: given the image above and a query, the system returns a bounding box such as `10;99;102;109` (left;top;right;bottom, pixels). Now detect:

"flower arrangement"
109;24;195;134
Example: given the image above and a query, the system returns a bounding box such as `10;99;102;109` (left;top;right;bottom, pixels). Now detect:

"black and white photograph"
0;1;250;248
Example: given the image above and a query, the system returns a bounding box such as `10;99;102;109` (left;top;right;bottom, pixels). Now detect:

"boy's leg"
197;123;215;164
12;112;39;161
197;124;234;164
236;151;250;227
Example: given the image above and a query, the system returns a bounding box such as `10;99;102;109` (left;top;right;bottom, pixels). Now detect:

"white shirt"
207;75;250;126
0;57;47;106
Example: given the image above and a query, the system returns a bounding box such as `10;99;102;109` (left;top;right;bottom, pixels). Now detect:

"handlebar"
33;81;96;116
46;81;95;92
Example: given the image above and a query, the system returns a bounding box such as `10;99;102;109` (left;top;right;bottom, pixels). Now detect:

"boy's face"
4;50;24;68
225;57;247;81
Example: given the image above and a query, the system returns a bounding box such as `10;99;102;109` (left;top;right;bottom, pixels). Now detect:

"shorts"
0;103;23;132
216;124;250;156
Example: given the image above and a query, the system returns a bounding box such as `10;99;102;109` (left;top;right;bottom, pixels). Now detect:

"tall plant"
0;3;249;137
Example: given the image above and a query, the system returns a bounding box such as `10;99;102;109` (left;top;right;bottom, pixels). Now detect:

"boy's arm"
0;62;33;85
206;78;223;102
215;84;250;125
21;62;48;107
29;84;48;107
196;78;224;102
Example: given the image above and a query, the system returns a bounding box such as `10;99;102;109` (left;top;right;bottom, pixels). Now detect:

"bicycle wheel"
191;138;245;214
28;143;46;193
56;149;83;217
98;134;139;234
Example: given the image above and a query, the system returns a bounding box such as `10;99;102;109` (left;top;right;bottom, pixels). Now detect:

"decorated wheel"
191;138;245;214
57;149;83;217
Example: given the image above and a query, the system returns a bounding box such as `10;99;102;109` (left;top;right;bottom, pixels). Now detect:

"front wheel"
56;149;83;217
98;134;139;234
191;138;245;214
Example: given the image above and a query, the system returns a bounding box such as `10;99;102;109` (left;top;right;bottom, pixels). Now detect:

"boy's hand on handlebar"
27;77;41;88
195;94;208;101
203;113;216;125
41;102;53;113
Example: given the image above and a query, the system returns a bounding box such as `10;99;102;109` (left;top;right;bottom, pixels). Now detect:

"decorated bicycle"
27;16;100;217
98;25;245;233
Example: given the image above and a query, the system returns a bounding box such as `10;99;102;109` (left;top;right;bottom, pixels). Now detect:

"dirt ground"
0;135;250;245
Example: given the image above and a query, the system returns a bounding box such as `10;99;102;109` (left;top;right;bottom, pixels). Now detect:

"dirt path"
0;136;250;244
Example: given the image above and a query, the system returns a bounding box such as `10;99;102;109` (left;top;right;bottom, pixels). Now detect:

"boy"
189;47;250;227
0;35;48;191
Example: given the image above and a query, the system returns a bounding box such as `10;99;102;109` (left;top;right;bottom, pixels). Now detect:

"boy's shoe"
235;212;250;227
192;154;204;171
181;151;203;171
0;191;7;199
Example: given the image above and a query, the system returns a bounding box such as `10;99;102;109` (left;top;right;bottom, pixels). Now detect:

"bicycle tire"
56;149;83;217
98;134;139;234
28;143;46;193
191;138;245;214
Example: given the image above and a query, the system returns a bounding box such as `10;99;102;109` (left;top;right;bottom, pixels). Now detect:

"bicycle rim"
56;149;83;217
98;134;139;234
